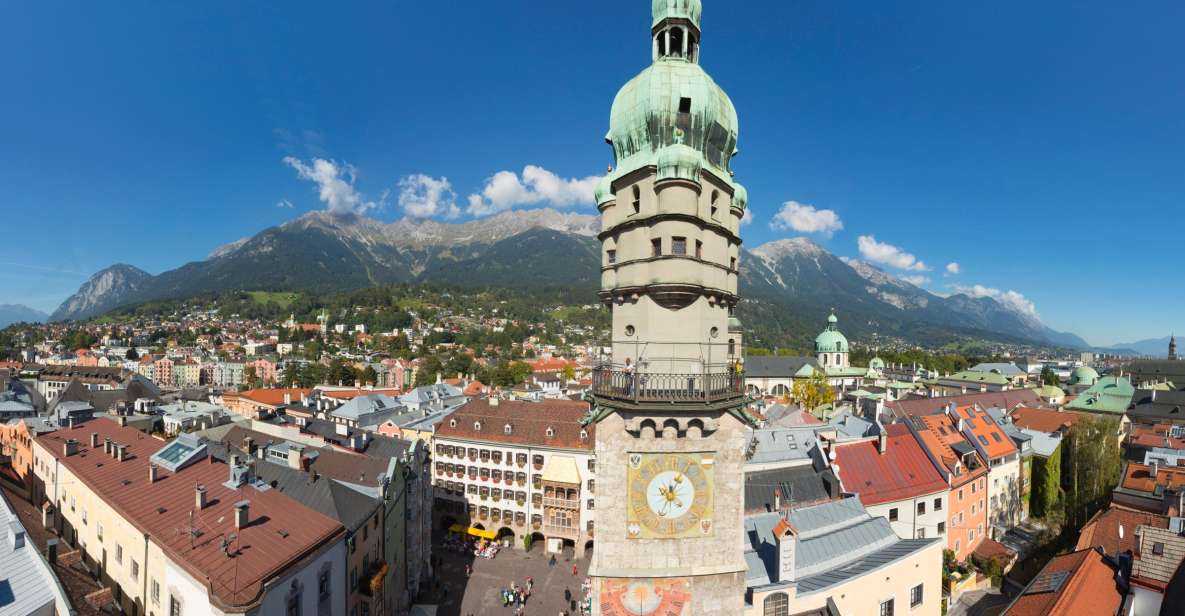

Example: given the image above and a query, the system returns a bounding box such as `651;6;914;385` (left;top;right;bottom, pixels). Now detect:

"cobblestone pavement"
430;539;591;616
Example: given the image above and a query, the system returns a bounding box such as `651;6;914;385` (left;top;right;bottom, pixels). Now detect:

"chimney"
878;430;888;454
774;518;797;583
234;500;249;528
774;488;782;512
119;416;128;427
195;485;207;510
63;439;79;457
90;432;99;448
1152;461;1159;479
148;464;158;483
288;444;305;470
284;392;291;405
104;438;113;456
243;437;255;455
115;444;127;462
1152;390;1157;402
67;417;74;430
8;521;25;550
489;397;499;407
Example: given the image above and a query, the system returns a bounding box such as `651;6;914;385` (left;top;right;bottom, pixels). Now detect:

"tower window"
730;257;737;270
632;186;641;214
606;249;616;264
678;97;692;114
695;239;703;259
651;239;662;257
671;237;687;255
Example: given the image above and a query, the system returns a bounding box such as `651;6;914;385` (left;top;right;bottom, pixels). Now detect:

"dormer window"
449;419;457;428
579;429;588;440
504;424;513;435
546;427;555;438
474;421;482;431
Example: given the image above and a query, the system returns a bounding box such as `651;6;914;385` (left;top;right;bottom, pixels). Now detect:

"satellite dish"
1118;524;1124;540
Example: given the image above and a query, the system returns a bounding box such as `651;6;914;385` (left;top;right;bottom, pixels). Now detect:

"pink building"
246;358;277;385
153;357;174;387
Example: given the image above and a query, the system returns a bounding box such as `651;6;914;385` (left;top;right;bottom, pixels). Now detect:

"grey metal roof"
0;491;68;616
331;394;402;421
1020;428;1063;457
971;362;1024;376
746;427;820;466
1128;389;1185;422
743;497;939;596
828;410;878;440
744;466;835;513
207;442;379;532
744;356;819;379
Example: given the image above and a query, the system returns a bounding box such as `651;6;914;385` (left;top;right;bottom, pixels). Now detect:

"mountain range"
0;304;48;328
49;208;1089;349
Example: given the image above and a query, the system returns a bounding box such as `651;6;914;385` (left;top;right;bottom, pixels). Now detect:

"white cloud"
945;262;960;276
856;235;929;271
900;275;931;287
769;201;843;237
398;174;460;219
283;156;380;215
741;209;753;226
951;284;1040;319
276;199;294;209
466;165;600;216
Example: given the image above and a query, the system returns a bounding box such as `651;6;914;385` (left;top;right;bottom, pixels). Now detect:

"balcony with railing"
591;365;743;405
543;497;581;509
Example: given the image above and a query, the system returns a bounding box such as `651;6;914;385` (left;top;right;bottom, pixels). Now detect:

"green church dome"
869;357;885;370
652;0;702;30
594;173;614;205
1069;366;1099;386
815;312;849;354
607;57;738;184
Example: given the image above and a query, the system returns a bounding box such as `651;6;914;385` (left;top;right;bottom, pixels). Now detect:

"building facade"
432;398;596;556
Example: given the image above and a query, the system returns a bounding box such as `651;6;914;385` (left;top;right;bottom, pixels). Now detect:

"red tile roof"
1128;425;1185;450
886;389;1044;419
1010;407;1086;434
1076;504;1169;555
321;388;402;400
228;388;312;407
912;414;988;488
1003;549;1123;616
955;405;1018;460
831;423;948;506
434;398;594;450
1120;462;1185;495
34;421;344;611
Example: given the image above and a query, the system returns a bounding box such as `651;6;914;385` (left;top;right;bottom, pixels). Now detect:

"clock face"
626;452;714;539
599;578;691;616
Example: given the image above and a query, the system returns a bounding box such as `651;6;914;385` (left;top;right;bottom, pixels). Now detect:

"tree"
362;365;379;386
125;347;139;360
1030;444;1062;519
1040;367;1060;387
561;364;576;382
792;371;836;413
1063;415;1123;528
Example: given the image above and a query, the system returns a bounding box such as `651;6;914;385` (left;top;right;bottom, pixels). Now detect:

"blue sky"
2;1;1182;346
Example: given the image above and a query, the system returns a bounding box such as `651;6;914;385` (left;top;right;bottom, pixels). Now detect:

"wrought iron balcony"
591;365;744;405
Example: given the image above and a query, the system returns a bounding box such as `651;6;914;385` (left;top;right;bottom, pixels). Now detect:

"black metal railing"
591;366;744;404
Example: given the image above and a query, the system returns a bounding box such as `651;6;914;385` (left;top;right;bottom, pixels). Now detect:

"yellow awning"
447;524;495;540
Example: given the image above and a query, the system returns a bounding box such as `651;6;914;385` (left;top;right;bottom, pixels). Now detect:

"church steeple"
652;0;702;62
1170;334;1177;360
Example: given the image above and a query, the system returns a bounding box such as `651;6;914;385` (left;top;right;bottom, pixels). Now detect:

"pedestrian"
549;554;557;567
465;563;471;577
565;588;572;602
572;563;578;576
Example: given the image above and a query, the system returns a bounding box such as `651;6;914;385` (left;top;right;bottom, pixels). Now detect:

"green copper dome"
728;314;742;333
657;143;702;182
1069;366;1099;386
653;0;702;30
594;173;614;205
815;312;849;353
607;59;738;183
869;356;885;370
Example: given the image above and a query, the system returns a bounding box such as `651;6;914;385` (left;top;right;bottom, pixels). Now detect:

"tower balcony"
591;363;744;407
